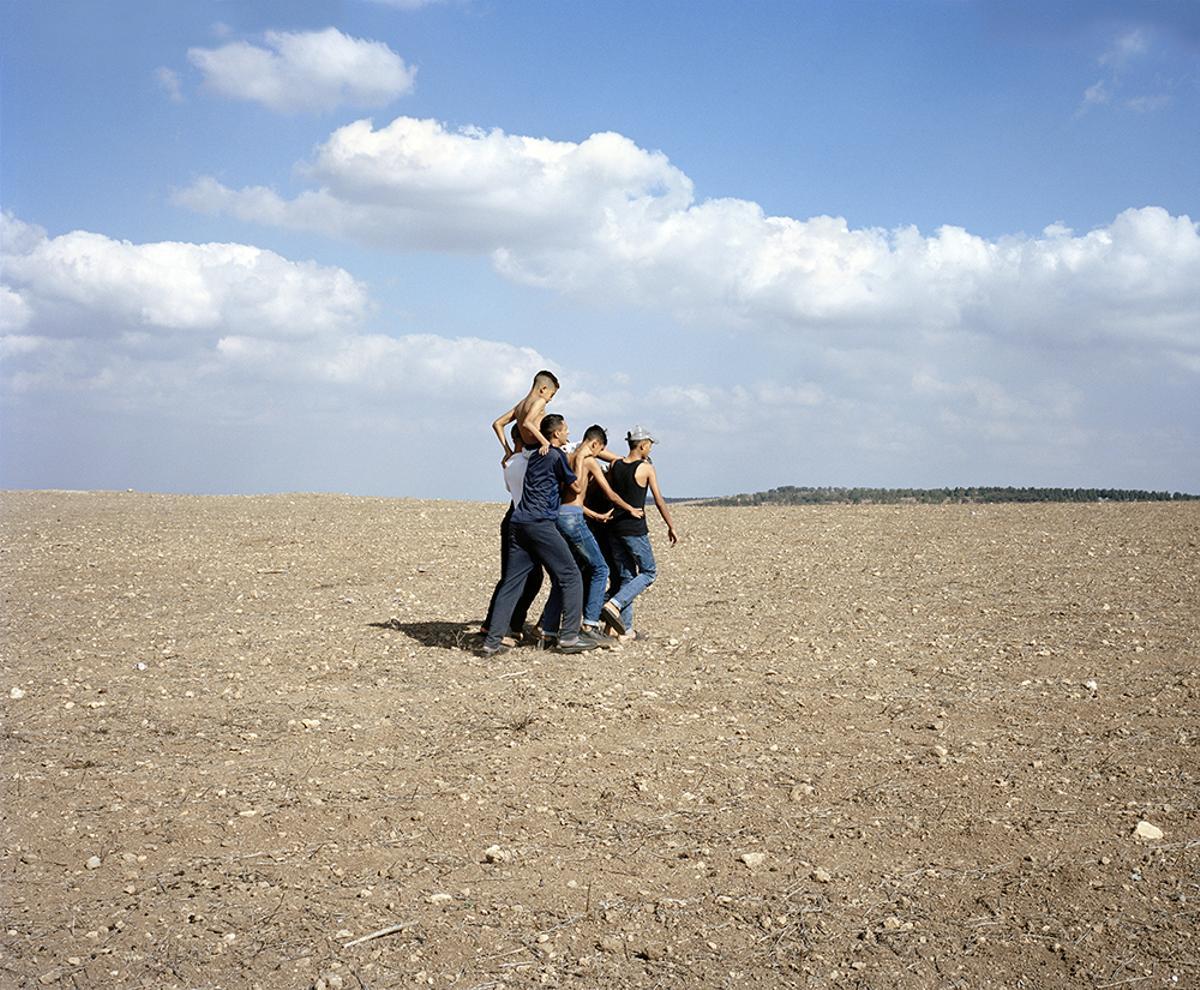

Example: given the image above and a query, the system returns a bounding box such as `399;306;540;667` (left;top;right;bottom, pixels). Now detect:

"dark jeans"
485;519;582;650
483;505;543;634
586;518;619;601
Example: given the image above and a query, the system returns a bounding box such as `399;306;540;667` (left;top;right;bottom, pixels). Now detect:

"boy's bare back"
492;370;560;458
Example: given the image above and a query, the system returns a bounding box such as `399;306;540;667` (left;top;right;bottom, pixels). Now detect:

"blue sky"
2;0;1198;498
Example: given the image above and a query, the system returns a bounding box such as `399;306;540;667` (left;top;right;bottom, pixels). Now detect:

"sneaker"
618;628;645;643
476;643;511;658
600;600;626;635
557;637;601;654
579;627;615;649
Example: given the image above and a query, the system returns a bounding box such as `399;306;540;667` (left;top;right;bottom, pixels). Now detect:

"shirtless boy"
492;370;560;458
538;425;643;643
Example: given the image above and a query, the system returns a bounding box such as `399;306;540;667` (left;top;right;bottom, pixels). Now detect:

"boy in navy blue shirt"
480;414;601;656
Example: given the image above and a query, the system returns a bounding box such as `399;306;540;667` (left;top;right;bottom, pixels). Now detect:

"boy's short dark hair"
510;424;523;448
583;424;607;445
540;413;565;437
533;369;560;391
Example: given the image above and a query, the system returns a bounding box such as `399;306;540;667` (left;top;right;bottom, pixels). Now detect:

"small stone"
811;867;833;883
325;974;345;989
739;852;767;869
632;941;666;961
300;719;321;730
789;784;815;800
428;892;453;905
9;687;26;700
86;856;102;870
1134;821;1164;841
596;935;623;954
1084;678;1098;692
483;844;511;863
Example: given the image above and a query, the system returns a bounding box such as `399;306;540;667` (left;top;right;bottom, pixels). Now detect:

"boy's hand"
538;443;550;456
630;507;645;519
666;525;678;546
598;509;614;523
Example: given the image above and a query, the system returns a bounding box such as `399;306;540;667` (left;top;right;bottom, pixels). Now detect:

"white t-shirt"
503;450;534;507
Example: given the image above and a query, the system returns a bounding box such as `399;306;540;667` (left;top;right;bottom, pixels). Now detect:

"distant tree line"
698;486;1198;507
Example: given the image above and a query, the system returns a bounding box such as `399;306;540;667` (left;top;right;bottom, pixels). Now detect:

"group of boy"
478;370;678;657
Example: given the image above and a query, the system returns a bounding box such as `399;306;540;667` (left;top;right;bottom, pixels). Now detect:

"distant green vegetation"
699;486;1198;506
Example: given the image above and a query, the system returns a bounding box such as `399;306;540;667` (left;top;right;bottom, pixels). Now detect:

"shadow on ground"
368;618;477;649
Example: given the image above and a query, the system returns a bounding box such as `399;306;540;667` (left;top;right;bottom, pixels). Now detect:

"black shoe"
557;637;601;654
580;627;615;648
476;643;510;658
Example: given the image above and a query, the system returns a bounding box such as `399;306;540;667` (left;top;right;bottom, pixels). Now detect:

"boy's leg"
483;534;537;651
558;510;608;627
482;505;515;632
522;520;583;644
607;534;656;631
587;519;618;600
511;565;544;633
538;577;563;639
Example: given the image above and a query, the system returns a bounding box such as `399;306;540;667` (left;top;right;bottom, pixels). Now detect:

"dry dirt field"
1;491;1198;990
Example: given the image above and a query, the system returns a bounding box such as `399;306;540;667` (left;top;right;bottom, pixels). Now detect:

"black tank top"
583;465;613;516
607;459;649;536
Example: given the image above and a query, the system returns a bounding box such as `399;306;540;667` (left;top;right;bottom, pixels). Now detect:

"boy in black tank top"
599;426;679;639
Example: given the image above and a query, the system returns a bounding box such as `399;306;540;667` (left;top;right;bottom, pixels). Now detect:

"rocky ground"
1;491;1197;990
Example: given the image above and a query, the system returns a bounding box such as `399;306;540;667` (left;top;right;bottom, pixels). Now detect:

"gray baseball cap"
626;425;656;443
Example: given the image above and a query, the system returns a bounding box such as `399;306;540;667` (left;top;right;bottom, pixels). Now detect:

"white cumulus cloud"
0;213;368;340
175;116;1200;366
154;66;184;103
188;27;416;113
0;213;553;416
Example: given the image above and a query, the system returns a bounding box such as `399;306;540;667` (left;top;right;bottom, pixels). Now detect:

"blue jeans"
610;533;656;630
485;519;582;650
540;506;608;632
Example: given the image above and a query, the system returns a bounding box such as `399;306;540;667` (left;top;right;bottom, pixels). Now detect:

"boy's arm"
586;459;643;517
583;505;614;522
492;405;517;456
596;448;620;464
644;464;678;545
520;398;552;455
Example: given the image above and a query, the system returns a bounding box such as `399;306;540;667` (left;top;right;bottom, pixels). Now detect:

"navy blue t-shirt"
512;447;576;523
